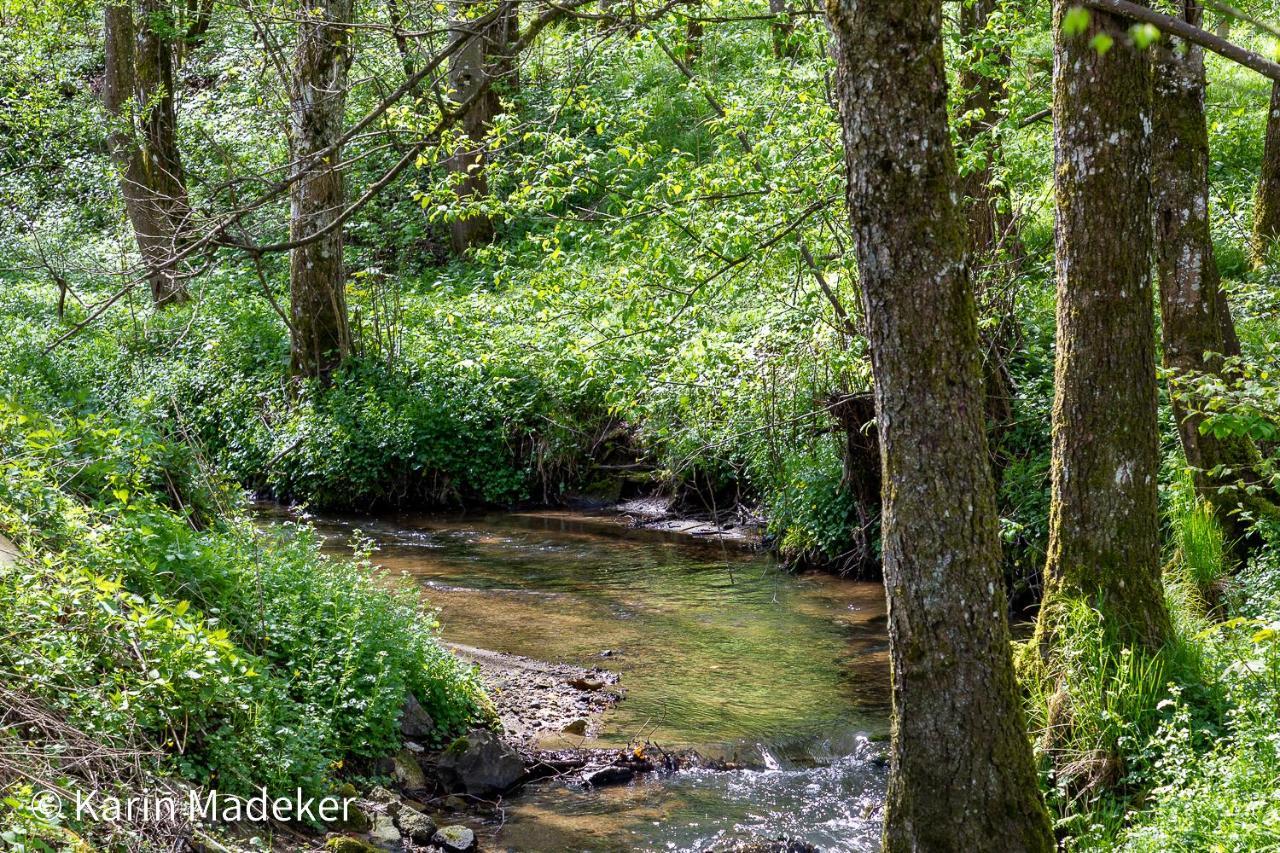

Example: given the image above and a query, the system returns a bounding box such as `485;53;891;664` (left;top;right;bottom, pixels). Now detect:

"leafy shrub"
0;397;487;803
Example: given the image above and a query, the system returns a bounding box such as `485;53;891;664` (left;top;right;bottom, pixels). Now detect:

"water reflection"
288;508;890;850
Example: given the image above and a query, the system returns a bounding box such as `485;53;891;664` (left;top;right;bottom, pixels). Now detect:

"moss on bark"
1152;5;1280;557
825;0;1054;848
1035;0;1171;654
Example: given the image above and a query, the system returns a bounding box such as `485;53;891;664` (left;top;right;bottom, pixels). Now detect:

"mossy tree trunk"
288;0;355;381
1252;80;1280;262
825;1;1054;848
1035;0;1170;651
446;0;517;254
1153;1;1280;553
102;0;191;307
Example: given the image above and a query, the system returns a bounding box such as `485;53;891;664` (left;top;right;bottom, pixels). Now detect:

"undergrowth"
1019;479;1280;849
0;393;488;847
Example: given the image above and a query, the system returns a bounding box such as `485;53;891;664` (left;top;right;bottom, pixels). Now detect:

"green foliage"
1026;512;1280;849
1021;600;1213;842
0;396;486;812
1168;475;1229;596
2;0;1280;846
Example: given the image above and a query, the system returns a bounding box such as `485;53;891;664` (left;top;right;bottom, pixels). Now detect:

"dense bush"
0;395;487;807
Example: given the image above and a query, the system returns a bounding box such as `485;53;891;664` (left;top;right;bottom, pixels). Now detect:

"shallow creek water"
295;509;890;851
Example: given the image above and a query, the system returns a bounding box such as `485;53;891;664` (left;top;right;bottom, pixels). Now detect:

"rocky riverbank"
312;646;660;853
308;643;820;853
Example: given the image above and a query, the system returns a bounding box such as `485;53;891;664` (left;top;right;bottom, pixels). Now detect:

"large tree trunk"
1253;80;1280;263
1154;4;1280;552
825;1;1054;849
102;0;190;306
446;0;517;254
1035;0;1170;651
288;0;355;380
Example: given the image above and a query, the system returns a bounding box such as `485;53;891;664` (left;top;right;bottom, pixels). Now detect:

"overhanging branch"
1080;0;1280;82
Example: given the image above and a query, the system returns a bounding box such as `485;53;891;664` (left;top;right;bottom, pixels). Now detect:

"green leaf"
1130;23;1160;49
1063;6;1091;37
1090;33;1115;55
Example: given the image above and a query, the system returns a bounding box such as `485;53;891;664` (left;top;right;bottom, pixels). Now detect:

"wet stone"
367;813;402;849
431;825;477;852
395;809;437;845
583;765;634;787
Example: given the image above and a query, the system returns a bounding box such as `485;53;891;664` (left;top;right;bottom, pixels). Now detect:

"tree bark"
1154;5;1280;551
1035;0;1170;651
102;0;191;306
825;1;1054;848
446;0;517;253
1253;80;1280;262
288;0;355;380
684;5;704;66
768;0;794;59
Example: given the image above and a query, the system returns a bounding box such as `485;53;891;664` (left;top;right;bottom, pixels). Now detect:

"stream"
293;509;891;851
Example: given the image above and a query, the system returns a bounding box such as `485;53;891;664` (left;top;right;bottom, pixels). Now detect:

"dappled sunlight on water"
293;508;890;850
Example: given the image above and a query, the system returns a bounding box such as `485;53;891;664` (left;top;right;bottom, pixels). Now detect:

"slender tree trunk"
684;4;704;66
288;0;355;380
958;0;1016;259
1253;80;1280;262
825;1;1054;848
1154;4;1280;550
957;0;1019;474
768;0;794;58
102;0;190;306
446;0;516;254
1035;0;1170;651
385;0;418;84
180;0;215;64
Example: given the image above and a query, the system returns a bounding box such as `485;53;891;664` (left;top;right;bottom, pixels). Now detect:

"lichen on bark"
1252;80;1280;263
1152;2;1280;557
825;0;1054;848
288;0;356;381
1034;0;1171;656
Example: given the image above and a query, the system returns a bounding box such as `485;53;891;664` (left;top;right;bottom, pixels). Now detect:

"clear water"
298;509;890;851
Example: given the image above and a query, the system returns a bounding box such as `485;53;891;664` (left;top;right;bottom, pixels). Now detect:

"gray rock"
395;809;437;845
367;785;399;805
437;729;525;797
391;749;427;790
582;765;634;786
368;813;402;849
431;825;476;853
400;693;435;739
561;718;588;736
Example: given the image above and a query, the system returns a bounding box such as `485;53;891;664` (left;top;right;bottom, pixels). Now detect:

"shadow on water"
277;507;890;851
